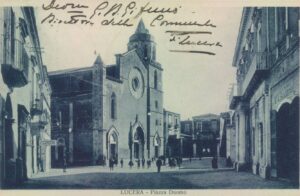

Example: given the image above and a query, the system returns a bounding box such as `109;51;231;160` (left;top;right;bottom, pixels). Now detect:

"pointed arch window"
154;70;158;89
144;45;148;59
111;93;117;119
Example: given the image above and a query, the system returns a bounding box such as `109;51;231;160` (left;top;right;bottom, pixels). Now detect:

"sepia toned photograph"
0;0;299;191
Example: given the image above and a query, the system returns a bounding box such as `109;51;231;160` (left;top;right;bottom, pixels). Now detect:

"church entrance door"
133;127;144;160
108;131;118;161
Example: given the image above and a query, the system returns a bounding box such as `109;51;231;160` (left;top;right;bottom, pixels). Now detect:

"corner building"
230;7;299;185
49;20;164;166
0;7;52;187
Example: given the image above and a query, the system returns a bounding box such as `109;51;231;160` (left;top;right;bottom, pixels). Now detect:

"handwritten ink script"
40;0;223;55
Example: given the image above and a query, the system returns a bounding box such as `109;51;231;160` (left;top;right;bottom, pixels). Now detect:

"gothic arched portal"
133;127;144;160
108;129;118;161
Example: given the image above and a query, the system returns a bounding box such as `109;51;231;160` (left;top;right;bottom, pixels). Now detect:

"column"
238;110;246;165
236;104;249;172
193;143;197;157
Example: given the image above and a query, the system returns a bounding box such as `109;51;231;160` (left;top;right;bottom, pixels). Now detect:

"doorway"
133;127;144;159
108;132;118;161
276;97;299;184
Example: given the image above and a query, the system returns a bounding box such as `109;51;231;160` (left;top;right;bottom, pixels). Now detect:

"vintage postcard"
0;0;299;195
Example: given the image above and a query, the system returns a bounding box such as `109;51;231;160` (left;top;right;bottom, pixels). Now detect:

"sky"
34;0;243;120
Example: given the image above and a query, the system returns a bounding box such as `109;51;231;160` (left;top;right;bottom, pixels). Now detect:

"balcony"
229;84;241;110
39;111;50;127
31;98;43;116
1;39;29;88
241;52;269;98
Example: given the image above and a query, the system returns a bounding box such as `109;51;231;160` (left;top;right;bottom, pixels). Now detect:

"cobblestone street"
6;158;298;189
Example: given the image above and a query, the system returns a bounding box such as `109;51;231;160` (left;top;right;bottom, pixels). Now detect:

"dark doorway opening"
276;97;299;185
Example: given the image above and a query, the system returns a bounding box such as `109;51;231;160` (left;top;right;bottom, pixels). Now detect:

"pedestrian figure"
120;158;124;168
109;158;114;171
63;157;67;172
114;158;118;167
137;159;141;168
212;156;218;169
156;158;162;173
38;157;44;172
142;158;145;168
129;160;134;169
176;157;181;168
226;156;233;167
147;160;151;168
189;157;192;163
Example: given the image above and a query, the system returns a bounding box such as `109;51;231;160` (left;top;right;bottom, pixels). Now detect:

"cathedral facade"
49;20;164;166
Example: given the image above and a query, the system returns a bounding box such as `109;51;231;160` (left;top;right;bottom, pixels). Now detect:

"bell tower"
128;19;156;63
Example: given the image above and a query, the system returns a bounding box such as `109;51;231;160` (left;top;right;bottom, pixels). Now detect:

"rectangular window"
277;7;286;42
155;100;158;109
10;8;15;64
287;8;298;45
185;124;190;133
260;123;263;158
168;114;172;125
257;24;261;52
156;119;159;126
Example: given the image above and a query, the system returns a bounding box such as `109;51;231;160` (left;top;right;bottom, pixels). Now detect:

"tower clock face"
129;68;144;99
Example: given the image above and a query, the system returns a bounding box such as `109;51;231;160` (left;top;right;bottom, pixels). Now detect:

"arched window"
154;70;158;89
111;93;116;119
144;45;148;59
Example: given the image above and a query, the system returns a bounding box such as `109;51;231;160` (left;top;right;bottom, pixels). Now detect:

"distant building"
0;7;51;187
163;109;180;157
230;7;299;185
49;20;164;166
192;114;220;157
180;120;194;158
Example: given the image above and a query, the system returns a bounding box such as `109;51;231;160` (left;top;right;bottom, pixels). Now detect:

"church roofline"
135;19;149;34
49;66;93;76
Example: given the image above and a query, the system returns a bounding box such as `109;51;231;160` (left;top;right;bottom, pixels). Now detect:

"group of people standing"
107;157;165;173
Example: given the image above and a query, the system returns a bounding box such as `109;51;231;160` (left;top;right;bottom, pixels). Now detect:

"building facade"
163;109;181;157
230;7;299;185
180;120;194;158
192;114;220;157
0;7;51;187
49;20;164;166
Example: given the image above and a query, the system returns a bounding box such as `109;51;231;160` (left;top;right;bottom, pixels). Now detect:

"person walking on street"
142;158;145;168
212;156;218;169
137;159;141;169
120;158;124;168
129;160;134;169
147;160;151;168
63;157;67;172
109;158;114;171
156;158;162;173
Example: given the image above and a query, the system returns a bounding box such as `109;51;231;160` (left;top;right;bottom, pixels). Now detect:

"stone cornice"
232;8;252;67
